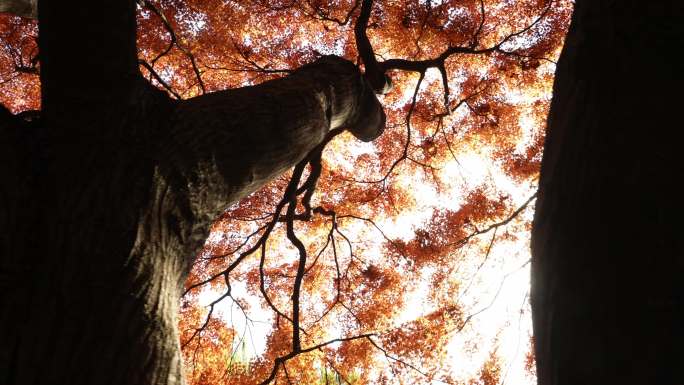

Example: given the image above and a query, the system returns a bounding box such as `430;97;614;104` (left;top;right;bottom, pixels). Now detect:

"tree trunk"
0;1;384;384
531;1;684;384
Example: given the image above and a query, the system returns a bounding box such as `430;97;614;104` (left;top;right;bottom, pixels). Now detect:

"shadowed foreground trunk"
0;2;383;384
532;2;683;384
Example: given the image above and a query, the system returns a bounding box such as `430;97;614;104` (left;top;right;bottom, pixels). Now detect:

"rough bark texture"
0;0;36;18
531;2;684;384
0;1;384;384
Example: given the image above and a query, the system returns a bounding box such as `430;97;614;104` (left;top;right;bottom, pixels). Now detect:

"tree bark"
0;1;384;384
0;0;36;18
531;1;684;384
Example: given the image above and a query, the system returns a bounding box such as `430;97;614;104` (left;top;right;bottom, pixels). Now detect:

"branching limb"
139;0;205;94
285;197;308;352
304;0;360;26
138;59;182;99
470;0;486;48
365;336;430;378
380;0;556;73
181;289;232;349
258;333;375;385
346;70;425;188
455;259;531;333
229;37;295;76
354;0;390;93
449;192;537;247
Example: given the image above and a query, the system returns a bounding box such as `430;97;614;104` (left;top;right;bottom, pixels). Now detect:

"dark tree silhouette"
1;0;577;383
532;2;684;384
0;2;383;384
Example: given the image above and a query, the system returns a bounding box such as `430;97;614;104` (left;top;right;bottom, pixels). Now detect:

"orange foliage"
470;346;502;385
1;0;572;383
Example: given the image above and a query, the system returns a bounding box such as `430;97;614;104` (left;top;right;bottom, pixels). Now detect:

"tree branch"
140;0;206;94
380;1;555;73
138;59;182;99
354;0;390;94
450;192;537;247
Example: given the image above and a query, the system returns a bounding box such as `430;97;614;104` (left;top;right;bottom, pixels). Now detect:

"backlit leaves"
0;0;572;383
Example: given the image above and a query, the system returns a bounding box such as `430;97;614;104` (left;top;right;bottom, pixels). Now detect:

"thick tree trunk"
0;2;384;384
531;2;683;384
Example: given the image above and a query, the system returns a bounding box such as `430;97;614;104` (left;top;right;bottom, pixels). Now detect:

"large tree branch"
158;56;385;260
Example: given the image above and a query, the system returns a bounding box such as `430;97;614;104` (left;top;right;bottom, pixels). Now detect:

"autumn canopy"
0;0;572;384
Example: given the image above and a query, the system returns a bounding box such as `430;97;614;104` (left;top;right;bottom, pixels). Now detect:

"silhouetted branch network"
178;1;556;382
138;0;206;94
